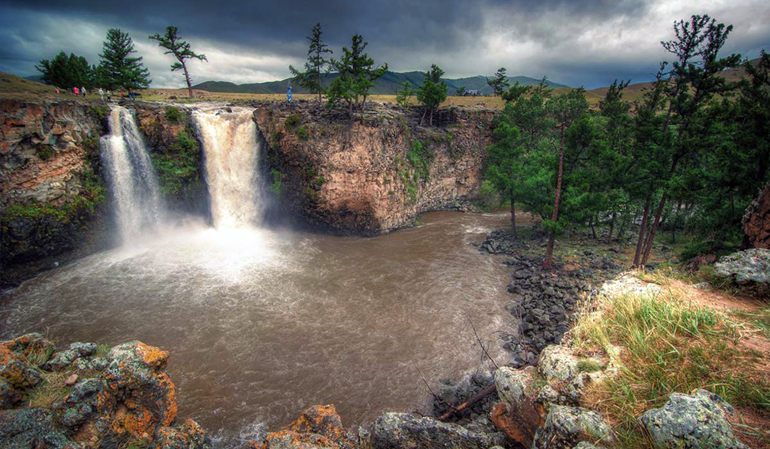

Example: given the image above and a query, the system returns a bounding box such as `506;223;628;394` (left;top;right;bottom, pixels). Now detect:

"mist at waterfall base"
1;106;512;447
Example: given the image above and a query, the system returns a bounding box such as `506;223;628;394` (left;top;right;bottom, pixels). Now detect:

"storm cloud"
1;0;768;88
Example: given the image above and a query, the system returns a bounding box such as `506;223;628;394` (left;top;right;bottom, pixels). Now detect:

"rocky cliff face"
744;181;770;249
253;102;493;234
1;99;109;285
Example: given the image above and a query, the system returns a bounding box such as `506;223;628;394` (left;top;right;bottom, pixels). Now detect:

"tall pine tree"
99;28;151;90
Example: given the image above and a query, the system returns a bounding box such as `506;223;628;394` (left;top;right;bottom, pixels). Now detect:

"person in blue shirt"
287;85;293;103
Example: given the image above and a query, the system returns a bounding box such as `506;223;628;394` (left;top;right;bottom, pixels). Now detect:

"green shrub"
269;168;283;196
406;139;433;182
296;126;309;140
36;145;54;161
285;114;301;128
150;128;202;200
164;106;183;124
90;105;110;121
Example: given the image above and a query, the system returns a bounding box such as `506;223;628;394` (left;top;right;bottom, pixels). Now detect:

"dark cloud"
1;0;768;88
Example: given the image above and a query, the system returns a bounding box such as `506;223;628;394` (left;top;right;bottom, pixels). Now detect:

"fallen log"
439;384;497;421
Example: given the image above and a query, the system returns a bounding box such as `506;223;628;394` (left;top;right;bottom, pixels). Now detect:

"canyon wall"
254;102;494;234
1;99;495;285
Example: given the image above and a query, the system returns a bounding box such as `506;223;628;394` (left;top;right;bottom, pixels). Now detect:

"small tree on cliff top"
149;26;207;98
327;34;388;115
289;23;333;103
417;64;448;126
487;67;510;96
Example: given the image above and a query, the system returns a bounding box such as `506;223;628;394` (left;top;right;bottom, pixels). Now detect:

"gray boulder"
532;405;613;449
538;345;580;383
371;412;505;449
638;389;748;449
715;248;770;284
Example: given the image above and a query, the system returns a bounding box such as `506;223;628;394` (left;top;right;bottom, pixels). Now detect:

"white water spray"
193;108;262;228
100;106;164;243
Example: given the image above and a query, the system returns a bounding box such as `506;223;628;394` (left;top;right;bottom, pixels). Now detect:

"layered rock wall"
744;181;770;249
254;102;493;234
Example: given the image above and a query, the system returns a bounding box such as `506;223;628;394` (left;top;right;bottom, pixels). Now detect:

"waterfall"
100;106;163;243
193;108;262;229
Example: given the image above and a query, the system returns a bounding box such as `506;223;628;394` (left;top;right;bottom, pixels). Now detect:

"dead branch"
439;384;497;421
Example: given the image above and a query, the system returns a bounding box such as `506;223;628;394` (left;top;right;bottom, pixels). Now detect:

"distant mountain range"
191;71;569;95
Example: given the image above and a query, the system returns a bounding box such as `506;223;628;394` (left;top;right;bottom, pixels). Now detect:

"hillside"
192;71;569;95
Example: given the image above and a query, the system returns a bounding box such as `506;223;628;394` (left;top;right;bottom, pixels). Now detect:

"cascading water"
193;108;262;228
100;106;164;242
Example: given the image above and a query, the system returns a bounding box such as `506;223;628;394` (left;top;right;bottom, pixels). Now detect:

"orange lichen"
490;402;539;447
135;342;169;368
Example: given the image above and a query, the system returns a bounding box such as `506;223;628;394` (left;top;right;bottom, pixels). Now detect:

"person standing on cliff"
81;87;87;97
287;85;292;104
55;88;59;98
73;86;79;96
99;88;104;101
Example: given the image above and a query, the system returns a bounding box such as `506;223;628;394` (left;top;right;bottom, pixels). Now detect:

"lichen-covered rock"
0;342;42;390
0;408;82;449
46;342;98;371
3;333;56;366
0;377;24;409
156;419;212;449
493;366;543;446
565;371;606;403
260;404;355;449
371;412;505;449
638;389;748;449
573;442;605;449
715;248;770;284
531;405;613;449
538;345;580;384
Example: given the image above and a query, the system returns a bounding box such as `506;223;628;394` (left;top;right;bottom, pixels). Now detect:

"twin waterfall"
193;109;262;228
100;107;163;242
100;106;262;242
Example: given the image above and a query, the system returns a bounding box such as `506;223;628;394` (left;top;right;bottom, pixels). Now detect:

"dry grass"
26;370;74;408
570;273;770;448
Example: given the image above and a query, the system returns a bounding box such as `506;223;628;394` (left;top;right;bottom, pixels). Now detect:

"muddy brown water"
1;211;516;447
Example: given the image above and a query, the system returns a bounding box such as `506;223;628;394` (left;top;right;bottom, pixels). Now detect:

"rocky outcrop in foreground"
0;334;211;449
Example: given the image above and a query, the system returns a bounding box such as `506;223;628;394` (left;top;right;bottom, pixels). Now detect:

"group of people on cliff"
54;86;137;102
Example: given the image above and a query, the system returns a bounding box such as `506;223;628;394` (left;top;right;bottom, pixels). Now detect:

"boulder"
0;408;80;449
371;412;505;449
0;342;42;390
3;333;56;366
538;345;580;384
743;181;770;249
715;248;770;284
638;389;748;449
531;405;613;449
260;404;355;449
156;419;213;449
493;366;543;446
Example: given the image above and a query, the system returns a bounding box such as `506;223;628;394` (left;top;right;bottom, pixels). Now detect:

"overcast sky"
1;0;768;89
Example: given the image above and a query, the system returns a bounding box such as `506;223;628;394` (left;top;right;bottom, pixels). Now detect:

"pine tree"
99;28;151;90
289;23;333;103
149;26;207;98
487;68;510;96
36;51;95;89
327;34;387;115
416;64;448;126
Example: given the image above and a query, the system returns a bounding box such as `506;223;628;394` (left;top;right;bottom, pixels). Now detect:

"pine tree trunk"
510;195;517;238
429;108;434;126
544;125;565;269
641;192;667;266
589;215;597;239
607;213;616;243
182;63;193;98
633;200;650;267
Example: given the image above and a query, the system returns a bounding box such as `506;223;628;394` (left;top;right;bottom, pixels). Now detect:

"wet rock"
638;389;748;449
157;419;213;449
715;248;770;284
46;349;82;371
0;408;80;449
371;412;505;449
0;377;24;409
260;404;355;449
531;405;613;449
538;345;580;384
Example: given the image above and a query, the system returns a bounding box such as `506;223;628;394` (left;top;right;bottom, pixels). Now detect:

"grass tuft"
571;284;770;448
